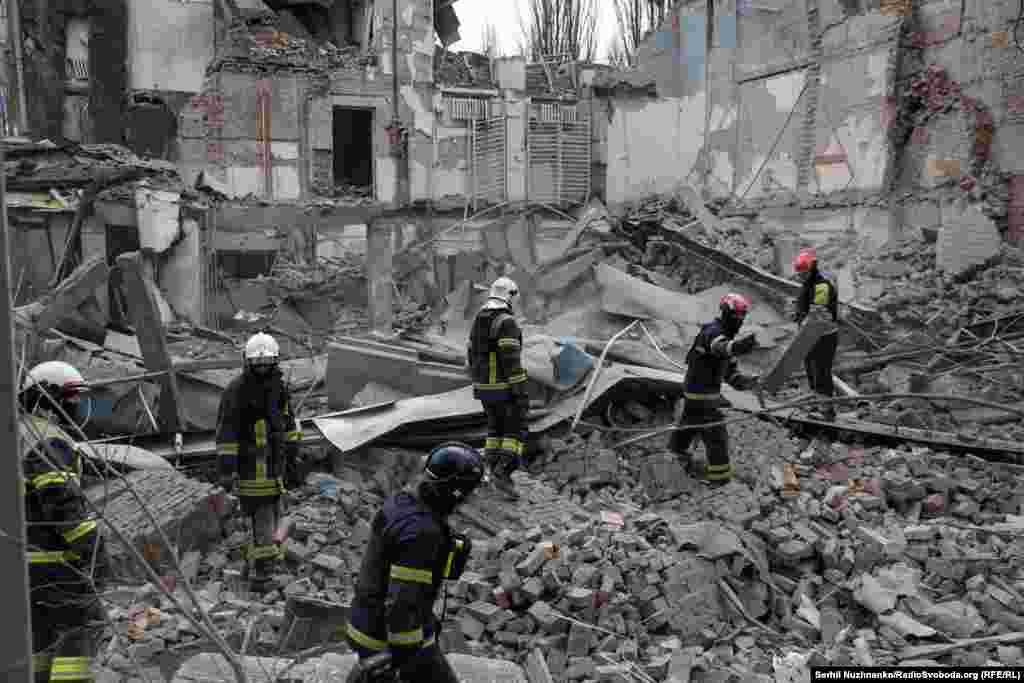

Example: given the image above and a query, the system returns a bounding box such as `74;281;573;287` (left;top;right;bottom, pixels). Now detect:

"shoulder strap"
490;312;513;341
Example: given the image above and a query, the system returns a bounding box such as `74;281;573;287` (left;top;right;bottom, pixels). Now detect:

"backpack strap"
489;312;513;342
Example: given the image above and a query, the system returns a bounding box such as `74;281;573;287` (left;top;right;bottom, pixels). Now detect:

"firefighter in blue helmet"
216;332;303;589
669;294;760;486
344;442;484;683
793;248;840;420
20;361;106;683
467;276;528;500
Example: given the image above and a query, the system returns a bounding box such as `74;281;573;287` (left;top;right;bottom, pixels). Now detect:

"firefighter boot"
490;456;520;501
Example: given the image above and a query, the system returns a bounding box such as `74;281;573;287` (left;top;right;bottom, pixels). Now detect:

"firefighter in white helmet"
215;332;303;589
19;362;106;682
466;276;529;499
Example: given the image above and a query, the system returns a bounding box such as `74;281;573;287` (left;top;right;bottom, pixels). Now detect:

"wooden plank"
115;251;186;433
900;631;1024;660
760;319;832;395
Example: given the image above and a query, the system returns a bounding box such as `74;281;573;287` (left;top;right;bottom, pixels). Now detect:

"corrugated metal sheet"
471;116;507;209
526;103;590;206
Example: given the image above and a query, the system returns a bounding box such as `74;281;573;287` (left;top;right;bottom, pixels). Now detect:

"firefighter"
793;248;840;420
19;361;105;683
215;332;302;589
344;442;484;683
467;276;528;499
669;294;760;486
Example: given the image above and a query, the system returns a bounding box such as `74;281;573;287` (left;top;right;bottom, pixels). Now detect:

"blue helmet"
423;442;485;506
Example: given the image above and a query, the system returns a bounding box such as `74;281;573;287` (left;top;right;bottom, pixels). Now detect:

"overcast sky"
452;0;621;60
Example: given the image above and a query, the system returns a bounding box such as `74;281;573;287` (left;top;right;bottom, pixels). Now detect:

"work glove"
219;474;236;493
730;333;757;356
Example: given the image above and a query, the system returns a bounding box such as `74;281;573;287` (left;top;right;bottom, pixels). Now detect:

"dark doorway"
333;106;374;191
106;225;140;329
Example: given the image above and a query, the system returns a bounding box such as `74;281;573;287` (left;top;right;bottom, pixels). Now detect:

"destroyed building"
592;0;1024;292
6;0;1024;681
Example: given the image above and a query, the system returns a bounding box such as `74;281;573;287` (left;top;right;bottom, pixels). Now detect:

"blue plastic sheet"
718;13;737;49
555;338;595;388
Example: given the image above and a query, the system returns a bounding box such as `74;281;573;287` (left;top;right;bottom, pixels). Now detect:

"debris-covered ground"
96;408;1024;681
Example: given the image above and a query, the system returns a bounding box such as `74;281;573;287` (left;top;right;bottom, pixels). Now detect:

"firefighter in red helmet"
793;248;839;420
669;293;760;486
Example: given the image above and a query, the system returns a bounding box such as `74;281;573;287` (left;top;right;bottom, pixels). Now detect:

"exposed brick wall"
312;149;333;195
1010;175;1024;244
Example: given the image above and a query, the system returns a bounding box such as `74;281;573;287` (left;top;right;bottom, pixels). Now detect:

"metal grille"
471;116;507;210
535;103;578;123
65;57;89;81
445;95;489;121
526;103;590;206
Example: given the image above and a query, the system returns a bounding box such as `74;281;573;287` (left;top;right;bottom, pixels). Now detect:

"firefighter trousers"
243;497;281;581
481;399;528;475
31;572;101;682
804;331;838;399
667;400;733;482
345;645;459;683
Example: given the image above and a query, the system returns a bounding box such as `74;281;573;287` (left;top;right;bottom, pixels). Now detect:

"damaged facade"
596;0;1024;295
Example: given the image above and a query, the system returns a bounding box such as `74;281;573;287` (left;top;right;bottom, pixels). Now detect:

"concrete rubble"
85;414;1024;681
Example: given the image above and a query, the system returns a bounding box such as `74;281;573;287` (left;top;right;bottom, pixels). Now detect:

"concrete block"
325;338;467;408
85;470;226;581
936;202;1001;275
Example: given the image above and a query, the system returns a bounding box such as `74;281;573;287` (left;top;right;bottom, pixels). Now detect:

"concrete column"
367;218;394;335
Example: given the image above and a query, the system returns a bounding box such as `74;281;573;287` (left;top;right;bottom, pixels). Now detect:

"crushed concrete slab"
171;652;527;682
85;470;228;580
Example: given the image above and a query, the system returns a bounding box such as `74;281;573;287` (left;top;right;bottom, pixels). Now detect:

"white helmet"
22;361;89;397
20;361;89;422
244;332;280;371
488;277;519;307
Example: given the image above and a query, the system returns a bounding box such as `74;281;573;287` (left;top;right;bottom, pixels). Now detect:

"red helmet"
720;293;750;317
794;248;818;274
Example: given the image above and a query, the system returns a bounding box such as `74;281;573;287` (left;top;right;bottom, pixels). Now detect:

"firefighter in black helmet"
344;442;484;683
467;276;528;499
19;361;106;683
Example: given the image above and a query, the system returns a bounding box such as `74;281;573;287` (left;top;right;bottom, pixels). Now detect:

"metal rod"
0;139;34;682
6;0;28;133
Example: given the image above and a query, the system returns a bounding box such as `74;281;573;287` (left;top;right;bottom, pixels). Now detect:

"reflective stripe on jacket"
468;307;527;401
348;492;451;655
684;319;757;397
215;369;301;499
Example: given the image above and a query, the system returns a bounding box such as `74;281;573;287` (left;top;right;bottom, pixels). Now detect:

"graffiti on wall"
256;79;272;196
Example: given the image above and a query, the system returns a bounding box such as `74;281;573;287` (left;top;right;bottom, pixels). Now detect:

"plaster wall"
606;0;901;209
127;0;213;93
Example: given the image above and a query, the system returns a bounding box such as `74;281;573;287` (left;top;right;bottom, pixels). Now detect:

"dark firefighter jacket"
795;269;839;330
216;368;302;500
684;319;758;401
468;305;527;401
20;415;104;591
347;491;460;662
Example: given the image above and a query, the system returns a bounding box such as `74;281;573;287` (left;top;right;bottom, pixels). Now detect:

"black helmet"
419;442;485;513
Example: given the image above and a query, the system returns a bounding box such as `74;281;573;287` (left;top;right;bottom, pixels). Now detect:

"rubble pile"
611;196;775;295
267;255;365;299
220;12;369;71
863;236;1024;330
99;413;1024;679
